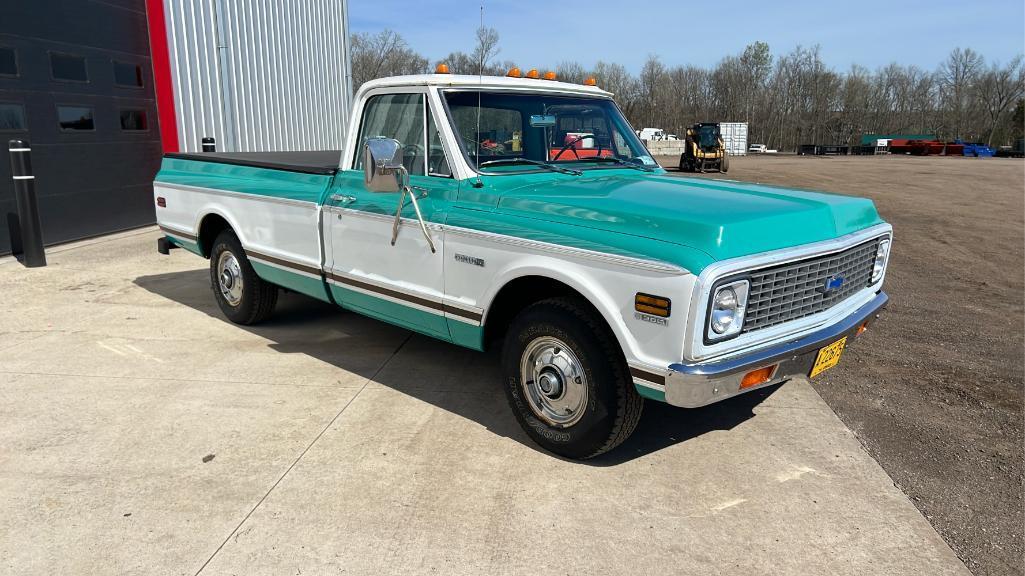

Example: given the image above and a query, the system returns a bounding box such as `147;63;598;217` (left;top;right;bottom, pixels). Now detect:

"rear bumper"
664;291;888;408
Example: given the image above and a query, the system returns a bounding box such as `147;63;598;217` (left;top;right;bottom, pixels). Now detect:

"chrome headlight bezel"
705;279;750;342
871;238;890;283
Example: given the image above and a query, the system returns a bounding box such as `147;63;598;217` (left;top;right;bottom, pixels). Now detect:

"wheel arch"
480;269;634;360
195;209;242;258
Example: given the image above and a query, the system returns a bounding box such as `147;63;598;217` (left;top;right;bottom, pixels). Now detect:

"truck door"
324;90;457;339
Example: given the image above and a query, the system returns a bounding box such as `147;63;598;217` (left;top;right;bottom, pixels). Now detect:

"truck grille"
741;239;880;333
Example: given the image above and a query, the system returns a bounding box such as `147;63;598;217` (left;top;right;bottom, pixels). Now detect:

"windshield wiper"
478;158;582;176
580;156;657;172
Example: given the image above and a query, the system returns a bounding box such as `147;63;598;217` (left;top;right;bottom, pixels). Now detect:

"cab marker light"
506;67;522;78
525;68;540;79
435;63;450;74
635;293;671;317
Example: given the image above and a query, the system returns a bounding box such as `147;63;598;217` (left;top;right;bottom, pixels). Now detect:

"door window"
354;93;425;176
426;104;451;177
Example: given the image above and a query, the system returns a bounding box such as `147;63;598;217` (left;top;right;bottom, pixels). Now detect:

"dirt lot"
658;154;1024;576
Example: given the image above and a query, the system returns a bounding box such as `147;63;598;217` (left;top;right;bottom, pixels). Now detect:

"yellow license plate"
809;337;848;378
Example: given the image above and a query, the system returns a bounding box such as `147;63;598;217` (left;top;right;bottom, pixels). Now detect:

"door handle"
329;193;356;204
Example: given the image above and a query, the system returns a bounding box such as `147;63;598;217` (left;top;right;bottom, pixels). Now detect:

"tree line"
350;29;1024;151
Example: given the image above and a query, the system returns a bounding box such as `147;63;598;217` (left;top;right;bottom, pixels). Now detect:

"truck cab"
154;73;892;459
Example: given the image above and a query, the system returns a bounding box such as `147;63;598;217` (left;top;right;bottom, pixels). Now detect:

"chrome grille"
741;239;880;333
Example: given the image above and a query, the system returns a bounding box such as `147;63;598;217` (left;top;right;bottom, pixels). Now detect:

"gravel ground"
658;154;1024;576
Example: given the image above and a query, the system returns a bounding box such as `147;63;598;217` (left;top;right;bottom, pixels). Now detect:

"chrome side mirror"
363;137;406;193
361;137;436;254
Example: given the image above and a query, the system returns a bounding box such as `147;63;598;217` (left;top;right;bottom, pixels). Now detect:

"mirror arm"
389;167;436;254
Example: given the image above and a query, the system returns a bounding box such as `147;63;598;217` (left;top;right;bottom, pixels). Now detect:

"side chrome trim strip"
325;268;483;324
246;249;322;278
155;181;319;208
159;224;198;242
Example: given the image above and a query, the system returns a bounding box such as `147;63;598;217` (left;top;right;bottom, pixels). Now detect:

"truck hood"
492;171;884;272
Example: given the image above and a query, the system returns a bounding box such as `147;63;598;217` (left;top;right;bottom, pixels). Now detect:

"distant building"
0;0;351;256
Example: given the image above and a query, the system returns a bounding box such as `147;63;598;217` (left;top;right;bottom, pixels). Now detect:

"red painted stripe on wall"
144;0;179;153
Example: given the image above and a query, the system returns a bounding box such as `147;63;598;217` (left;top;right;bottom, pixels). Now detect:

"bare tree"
975;57;1025;145
350;30;429;91
939;47;984;139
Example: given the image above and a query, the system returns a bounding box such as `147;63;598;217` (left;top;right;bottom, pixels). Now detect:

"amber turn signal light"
435;63;450;74
635;293;671;317
740;365;776;389
856;321;869;336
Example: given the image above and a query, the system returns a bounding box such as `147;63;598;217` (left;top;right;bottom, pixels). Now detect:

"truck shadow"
134;269;778;466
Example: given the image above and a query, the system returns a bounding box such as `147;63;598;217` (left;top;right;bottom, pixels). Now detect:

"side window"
113;61;144;87
0;48;17;77
0;103;27;131
57;105;95;131
119;109;148;131
426;104;450;177
354;93;425;176
50;53;88;82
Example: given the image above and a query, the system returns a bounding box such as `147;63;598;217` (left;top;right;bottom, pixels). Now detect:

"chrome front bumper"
664;291;888;408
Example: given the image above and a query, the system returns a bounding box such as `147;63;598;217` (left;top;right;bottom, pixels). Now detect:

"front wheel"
501;298;643;459
209;230;278;325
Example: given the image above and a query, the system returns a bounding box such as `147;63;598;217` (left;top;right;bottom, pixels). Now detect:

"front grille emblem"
818;274;845;294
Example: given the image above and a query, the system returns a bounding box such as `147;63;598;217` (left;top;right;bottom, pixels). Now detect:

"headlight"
707;280;749;340
872;239;890;283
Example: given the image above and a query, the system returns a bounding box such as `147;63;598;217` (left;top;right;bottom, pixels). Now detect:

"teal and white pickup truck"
154;73;891;459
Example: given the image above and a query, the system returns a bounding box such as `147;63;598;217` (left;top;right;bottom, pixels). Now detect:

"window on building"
0;104;27;131
50;53;88;82
57;106;95;131
119;109;148;131
0;48;17;77
113;61;143;87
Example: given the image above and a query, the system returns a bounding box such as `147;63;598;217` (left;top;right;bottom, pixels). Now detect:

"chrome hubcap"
216;251;243;306
520;336;587;427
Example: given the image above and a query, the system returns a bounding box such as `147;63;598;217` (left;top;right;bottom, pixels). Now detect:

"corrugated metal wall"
163;0;351;152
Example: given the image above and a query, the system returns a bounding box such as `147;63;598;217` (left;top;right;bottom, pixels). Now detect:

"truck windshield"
443;91;656;174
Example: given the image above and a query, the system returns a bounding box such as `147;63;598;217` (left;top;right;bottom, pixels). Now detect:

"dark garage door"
0;0;161;256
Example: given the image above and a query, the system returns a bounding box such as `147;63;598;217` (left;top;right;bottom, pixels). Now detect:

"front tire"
209;230;278;325
501;298;643;459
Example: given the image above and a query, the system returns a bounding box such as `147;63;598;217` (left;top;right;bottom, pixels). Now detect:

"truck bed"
164;150;342;175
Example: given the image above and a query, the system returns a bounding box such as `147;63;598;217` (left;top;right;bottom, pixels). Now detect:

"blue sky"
349;0;1025;73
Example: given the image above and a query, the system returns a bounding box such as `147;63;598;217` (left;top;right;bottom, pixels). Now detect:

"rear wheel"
501;298;643;459
209;230;278;325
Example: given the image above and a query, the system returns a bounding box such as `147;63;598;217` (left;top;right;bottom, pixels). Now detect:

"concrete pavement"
0;228;970;575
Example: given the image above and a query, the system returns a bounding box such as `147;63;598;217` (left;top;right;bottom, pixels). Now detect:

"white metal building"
158;0;352;153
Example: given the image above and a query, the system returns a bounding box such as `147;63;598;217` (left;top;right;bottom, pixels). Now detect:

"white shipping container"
719;122;749;157
163;0;352;153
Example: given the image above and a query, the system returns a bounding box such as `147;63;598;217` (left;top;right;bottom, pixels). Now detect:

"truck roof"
357;74;614;98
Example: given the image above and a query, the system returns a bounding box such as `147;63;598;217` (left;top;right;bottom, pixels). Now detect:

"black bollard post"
7;140;46;267
201;137;216;153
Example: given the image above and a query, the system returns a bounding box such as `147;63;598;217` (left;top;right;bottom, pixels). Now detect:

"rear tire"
209;230;278;325
501;297;643;459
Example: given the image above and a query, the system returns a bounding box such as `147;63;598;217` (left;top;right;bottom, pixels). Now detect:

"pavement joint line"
192;333;413;576
0;226;159;265
0;370;370;389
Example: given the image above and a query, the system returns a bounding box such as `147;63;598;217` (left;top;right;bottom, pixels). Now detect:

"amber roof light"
584;77;597;86
525;68;540;79
435;63;450;74
542;71;557;80
506;67;522;78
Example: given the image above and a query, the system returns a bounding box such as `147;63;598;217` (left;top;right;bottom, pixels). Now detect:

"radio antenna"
473;4;484;187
